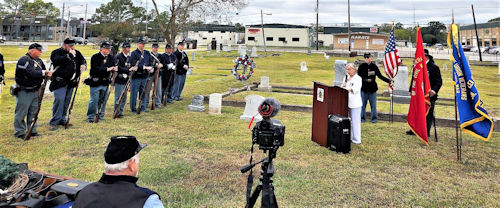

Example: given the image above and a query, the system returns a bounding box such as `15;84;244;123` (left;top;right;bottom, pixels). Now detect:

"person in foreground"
73;136;164;208
342;63;363;144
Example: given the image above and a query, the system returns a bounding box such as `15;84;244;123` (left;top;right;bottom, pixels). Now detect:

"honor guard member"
144;43;163;109
85;41;117;122
407;49;442;137
357;52;392;123
0;53;5;85
13;43;52;138
171;42;189;101
73;136;164;208
49;38;86;131
160;44;177;104
128;38;153;113
114;42;132;118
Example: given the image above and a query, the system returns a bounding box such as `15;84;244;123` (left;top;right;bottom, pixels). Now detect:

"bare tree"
151;0;246;44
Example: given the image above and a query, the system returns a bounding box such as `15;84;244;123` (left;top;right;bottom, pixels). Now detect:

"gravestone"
442;64;447;71
307;49;311;56
325;55;330;60
498;62;500;77
41;44;49;52
240;95;265;122
207;44;211;51
216;44;221;53
223;45;232;52
187;67;193;75
333;60;347;87
392;66;410;103
300;62;308;72
258;76;272;92
239;45;247;56
188;95;205;112
209;93;222;114
191;51;196;61
251;47;258;58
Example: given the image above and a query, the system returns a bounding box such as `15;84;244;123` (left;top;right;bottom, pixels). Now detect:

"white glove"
80;65;87;71
167;63;174;70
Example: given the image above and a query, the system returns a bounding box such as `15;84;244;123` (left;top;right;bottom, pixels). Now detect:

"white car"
0;35;5;43
487;47;500;54
470;46;479;52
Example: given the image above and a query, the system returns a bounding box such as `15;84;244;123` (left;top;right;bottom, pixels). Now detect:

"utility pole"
145;0;148;36
59;3;65;45
261;9;267;56
66;9;71;38
29;13;33;41
316;0;319;50
347;0;351;52
83;3;88;40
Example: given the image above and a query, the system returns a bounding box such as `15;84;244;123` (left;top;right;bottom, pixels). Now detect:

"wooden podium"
311;82;349;147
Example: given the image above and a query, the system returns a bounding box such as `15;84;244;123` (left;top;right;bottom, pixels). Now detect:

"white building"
186;24;243;46
245;24;311;48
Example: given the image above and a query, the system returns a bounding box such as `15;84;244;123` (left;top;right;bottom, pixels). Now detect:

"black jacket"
357;62;391;93
115;52;130;85
427;59;442;102
0;53;4;77
160;53;177;89
73;174;159;208
128;49;153;79
87;52;117;87
49;47;86;91
15;53;46;89
173;50;189;75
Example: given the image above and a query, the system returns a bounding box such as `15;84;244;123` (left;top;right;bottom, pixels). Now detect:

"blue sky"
1;0;499;27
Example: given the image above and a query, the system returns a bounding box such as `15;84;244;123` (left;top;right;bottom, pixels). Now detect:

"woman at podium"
342;63;362;144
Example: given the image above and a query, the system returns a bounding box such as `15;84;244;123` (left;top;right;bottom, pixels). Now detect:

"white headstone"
392;66;411;103
300;61;308;72
497;62;500;77
209;93;222;114
251;47;258;58
188;95;205;112
307;49;311;55
442;64;448;71
258;76;272;92
207;44;211;51
216;44;221;53
41;44;49;52
325;55;330;60
239;45;247;56
191;51;196;61
333;60;347;87
240;95;265;122
187;67;193;75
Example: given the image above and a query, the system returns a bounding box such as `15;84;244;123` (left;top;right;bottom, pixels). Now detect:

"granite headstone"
188;95;205;112
333;60;347;87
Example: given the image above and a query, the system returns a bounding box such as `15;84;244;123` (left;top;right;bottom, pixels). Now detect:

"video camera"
252;98;285;151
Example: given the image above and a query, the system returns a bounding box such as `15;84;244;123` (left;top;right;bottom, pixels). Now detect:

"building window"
492;39;497;46
292;37;300;42
248;37;255;41
485;29;489;34
221;31;226;33
208;31;213;33
279;37;286;42
202;37;207;40
266;37;273;41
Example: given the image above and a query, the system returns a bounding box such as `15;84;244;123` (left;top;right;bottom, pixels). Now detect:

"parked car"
434;43;443;50
471;46;479;52
487;46;499;54
480;46;490;53
462;45;473;51
74;37;88;45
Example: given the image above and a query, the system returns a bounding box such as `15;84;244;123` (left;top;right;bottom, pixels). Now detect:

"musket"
24;62;53;140
137;52;158;114
95;63;118;123
64;75;80;129
150;53;162;110
113;53;142;119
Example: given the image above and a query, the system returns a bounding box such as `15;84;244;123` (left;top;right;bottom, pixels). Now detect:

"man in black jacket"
0;53;4;86
407;49;442;136
49;38;86;131
160;44;177;104
171;42;189;101
114;42;131;118
357;52;392;123
128;38;153;113
85;41;117;122
13;43;52;138
144;43;163;109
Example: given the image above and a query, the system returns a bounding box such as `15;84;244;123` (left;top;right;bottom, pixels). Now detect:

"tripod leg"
247;185;262;208
270;184;278;208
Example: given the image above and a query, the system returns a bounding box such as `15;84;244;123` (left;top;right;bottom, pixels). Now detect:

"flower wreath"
231;55;256;81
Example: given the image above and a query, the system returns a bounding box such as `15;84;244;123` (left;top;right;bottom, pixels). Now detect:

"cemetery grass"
0;49;499;207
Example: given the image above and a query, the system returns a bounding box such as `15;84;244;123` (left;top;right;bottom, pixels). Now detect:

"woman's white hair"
346;63;356;71
105;154;139;173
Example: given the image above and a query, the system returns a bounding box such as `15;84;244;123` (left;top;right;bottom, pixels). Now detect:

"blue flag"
448;24;494;141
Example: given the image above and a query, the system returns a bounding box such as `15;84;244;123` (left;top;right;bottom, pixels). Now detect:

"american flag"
384;28;402;90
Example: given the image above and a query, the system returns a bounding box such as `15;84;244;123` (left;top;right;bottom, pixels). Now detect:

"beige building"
186;24;243;46
460;22;499;46
333;32;389;50
245;24;310;47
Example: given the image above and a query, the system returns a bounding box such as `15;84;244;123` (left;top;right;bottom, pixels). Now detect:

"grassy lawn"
0;46;498;207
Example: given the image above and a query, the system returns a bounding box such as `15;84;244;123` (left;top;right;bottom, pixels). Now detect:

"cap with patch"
104;136;147;164
101;41;112;49
122;42;131;48
29;43;43;51
64;38;76;45
165;44;173;49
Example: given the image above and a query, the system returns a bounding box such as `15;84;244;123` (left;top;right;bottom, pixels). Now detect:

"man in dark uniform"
171;42;189;101
128;38;153;113
13;43;52;138
85;41;117;122
49;38;86;131
357;52;392;123
407;49;442;137
114;42;131;118
73;136;164;208
0;53;5;87
144;43;163;109
160;44;176;104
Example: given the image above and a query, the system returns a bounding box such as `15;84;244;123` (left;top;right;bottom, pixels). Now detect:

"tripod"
243;150;278;208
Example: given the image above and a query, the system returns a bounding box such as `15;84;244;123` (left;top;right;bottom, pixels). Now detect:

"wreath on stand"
231;55;256;82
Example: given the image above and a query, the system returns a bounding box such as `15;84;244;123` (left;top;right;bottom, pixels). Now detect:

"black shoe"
87;119;94;123
406;130;415;135
16;134;26;139
31;132;41;137
49;125;59;131
117;115;124;118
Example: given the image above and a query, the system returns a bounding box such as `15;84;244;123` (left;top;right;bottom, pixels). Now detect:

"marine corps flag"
447;24;494;141
407;27;431;145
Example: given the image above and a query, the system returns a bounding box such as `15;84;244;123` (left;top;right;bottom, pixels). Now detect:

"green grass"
0;48;498;207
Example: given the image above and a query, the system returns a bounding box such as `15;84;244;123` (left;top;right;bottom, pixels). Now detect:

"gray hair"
346;63;356;71
105;155;139;173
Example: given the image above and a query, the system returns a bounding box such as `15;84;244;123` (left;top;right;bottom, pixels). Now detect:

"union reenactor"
85;41;117;123
143;43;163;109
128;38;153;113
171;42;189;101
49;38;86;131
160;44;177;104
0;53;5;86
114;42;132;118
13;43;52;138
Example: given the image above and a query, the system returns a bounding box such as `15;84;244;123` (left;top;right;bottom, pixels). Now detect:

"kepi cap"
122;42;131;48
177;41;185;46
29;43;43;51
363;52;372;58
64;38;76;46
101;41;111;49
165;44;172;49
138;38;147;44
104;136;147;164
152;43;159;48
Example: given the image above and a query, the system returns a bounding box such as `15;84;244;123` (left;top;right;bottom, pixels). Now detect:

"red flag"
407;27;431;145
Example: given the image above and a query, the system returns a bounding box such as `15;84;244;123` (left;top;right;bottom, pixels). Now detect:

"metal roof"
460;21;500;30
246;23;309;29
324;26;375;34
190;24;236;32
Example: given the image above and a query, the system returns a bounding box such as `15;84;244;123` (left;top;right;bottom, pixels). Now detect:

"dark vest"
73;174;158;208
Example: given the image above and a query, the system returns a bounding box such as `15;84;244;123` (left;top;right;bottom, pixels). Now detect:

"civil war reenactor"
144;43;163;109
13;43;52;138
85;41;117;123
114;42;132;118
0;52;5;86
128;38;153;113
49;38;86;131
171;42;189;101
161;44;177;104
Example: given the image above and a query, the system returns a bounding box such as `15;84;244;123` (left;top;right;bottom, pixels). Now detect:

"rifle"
64;75;80;129
150;53;162;110
95;65;118;123
137;52;157;114
113;54;142;119
24;63;53;140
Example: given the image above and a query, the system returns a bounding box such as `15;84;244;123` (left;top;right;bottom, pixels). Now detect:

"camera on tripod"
252;98;285;150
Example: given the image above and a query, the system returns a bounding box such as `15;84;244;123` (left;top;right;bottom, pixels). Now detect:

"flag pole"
391;20;395;123
452;9;462;162
471;4;482;62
